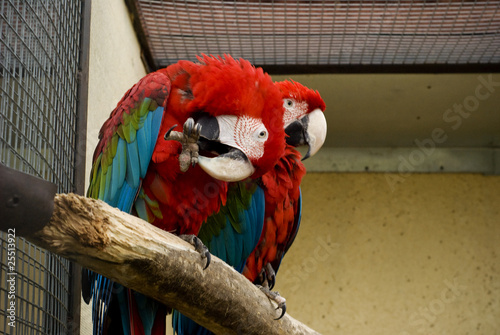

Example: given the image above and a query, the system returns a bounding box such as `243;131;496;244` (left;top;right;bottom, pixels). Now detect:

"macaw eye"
253;125;268;141
284;99;294;108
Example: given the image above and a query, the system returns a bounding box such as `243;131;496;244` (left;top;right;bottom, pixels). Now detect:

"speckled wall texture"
275;172;499;334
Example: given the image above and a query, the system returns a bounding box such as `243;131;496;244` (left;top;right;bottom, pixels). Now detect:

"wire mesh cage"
0;1;86;333
131;0;500;69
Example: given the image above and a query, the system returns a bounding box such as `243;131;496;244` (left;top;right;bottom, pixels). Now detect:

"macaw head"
275;80;327;159
170;55;285;182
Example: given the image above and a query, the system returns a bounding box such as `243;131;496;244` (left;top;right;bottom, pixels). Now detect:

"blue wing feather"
213;233;227;263
136;125;149;176
110;138;127;202
202;184;264;269
116;183;138;215
126;139;141;189
150;107;163;154
227;221;242;267
86;103;165;335
134;196;149;222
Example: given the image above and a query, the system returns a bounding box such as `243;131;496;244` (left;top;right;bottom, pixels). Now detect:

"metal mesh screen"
0;1;83;334
133;0;500;68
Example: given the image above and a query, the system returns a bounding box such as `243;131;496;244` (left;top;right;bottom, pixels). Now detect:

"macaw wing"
173;180;265;335
83;71;170;335
197;180;265;271
87;73;170;209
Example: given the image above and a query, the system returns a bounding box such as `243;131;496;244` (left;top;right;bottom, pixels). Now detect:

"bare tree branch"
12;193;320;335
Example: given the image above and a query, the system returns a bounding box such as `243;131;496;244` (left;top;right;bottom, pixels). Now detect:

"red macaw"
172;80;327;334
82;54;285;335
243;80;327;289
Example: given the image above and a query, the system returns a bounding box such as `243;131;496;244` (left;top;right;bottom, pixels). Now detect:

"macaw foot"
178;234;211;270
258;263;276;290
164;118;201;172
257;284;287;320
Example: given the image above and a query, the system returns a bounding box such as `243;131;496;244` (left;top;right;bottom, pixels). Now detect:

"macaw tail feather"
151;305;168;335
87;272;114;335
172;310;214;335
85;274;168;335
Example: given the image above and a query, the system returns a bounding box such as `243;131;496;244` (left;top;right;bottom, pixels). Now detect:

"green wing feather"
198;181;265;270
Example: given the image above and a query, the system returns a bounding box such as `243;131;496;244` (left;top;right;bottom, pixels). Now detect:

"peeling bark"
17;193;320;335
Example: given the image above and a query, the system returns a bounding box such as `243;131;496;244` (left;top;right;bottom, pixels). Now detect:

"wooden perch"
15;193;320;335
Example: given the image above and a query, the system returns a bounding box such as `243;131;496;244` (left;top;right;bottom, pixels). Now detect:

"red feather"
243;146;306;282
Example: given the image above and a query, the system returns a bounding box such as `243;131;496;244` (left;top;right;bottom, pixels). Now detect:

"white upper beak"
304;109;327;159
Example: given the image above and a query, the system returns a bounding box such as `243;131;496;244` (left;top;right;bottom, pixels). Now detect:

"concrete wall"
274;172;500;334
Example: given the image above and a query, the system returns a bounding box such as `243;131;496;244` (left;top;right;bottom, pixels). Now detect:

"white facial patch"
283;98;308;127
217;115;268;161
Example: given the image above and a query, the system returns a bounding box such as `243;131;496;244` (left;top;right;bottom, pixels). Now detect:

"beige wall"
81;0;146;333
275;172;500;334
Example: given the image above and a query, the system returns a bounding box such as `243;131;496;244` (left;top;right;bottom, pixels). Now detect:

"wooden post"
14;193;320;335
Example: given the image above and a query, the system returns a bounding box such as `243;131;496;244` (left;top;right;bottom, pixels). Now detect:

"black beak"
196;115;227;154
197;115;220;141
285;115;312;160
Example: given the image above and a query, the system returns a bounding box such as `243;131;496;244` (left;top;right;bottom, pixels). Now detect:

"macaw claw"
257;285;287;320
164;118;201;172
178;234;211;270
259;263;276;290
